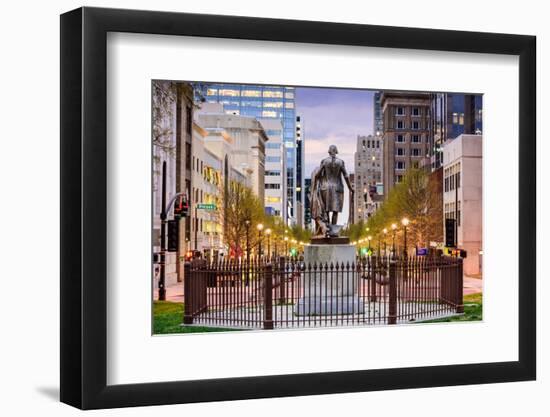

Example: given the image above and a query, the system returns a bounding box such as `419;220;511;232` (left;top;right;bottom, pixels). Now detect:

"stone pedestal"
294;244;364;315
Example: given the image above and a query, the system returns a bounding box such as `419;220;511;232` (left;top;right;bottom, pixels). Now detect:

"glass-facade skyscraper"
197;83;299;225
430;93;483;169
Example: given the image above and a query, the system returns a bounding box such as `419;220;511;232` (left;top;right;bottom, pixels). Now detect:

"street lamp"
391;223;397;258
367;235;372;255
257;223;264;259
265;228;272;258
401;217;409;257
383;228;388;258
284;236;289;257
245;219;251;264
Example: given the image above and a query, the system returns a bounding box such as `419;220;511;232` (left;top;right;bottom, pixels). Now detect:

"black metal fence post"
388;258;397;324
278;256;286;304
183;262;193;324
263;263;274;330
456;258;464;313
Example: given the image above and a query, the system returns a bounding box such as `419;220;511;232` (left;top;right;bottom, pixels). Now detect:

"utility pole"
158;161;167;301
194;205;198;251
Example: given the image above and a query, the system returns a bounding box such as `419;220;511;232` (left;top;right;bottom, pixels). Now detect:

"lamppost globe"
257;223;264;231
265;228;271;235
391;223;397;231
401;217;410;227
383;228;388;235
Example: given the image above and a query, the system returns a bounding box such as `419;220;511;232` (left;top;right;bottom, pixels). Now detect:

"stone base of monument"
294;295;364;315
294;242;364;316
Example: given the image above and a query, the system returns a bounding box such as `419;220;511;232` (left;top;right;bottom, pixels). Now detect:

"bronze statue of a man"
310;145;354;237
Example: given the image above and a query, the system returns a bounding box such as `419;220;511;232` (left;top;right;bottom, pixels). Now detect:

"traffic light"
174;195;189;219
167;219;179;252
290;248;297;257
445;218;456;247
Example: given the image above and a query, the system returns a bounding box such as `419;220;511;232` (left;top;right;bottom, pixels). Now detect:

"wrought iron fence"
183;255;464;330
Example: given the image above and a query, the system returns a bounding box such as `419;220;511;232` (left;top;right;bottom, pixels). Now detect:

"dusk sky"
295;87;376;224
295;87;375;179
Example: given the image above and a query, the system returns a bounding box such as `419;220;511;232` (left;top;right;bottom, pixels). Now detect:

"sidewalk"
153;280;184;303
463;275;483;295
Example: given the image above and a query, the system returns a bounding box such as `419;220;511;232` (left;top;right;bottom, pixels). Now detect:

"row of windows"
264;129;282;137
444;202;461;226
395;160;422;170
266;143;281;149
362;139;380;149
266;156;281;163
396;134;424;143
395;148;425;157
444;163;461;192
265;183;281;189
207;88;294;99
395;106;423;116
265;170;281;176
395;120;424;130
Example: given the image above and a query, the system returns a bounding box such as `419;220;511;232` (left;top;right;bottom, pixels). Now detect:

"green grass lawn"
418;293;482;323
153;301;245;334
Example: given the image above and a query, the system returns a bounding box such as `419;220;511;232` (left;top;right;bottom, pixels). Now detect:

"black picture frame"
60;6;536;410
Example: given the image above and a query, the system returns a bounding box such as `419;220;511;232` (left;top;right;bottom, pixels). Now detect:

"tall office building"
429;93;483;170
197;83;301;225
354;134;383;223
381;92;431;196
373;91;383;135
295;115;305;227
259;118;287;221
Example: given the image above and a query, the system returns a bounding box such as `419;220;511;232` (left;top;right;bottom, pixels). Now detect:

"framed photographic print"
60;6;536;410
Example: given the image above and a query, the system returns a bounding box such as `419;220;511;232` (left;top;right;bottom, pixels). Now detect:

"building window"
266;196;281;203
285;92;295;99
396;175;403;183
266;143;281;149
206;88;217;96
412;107;420;116
411;148;421;156
412;121;420;130
395;161;405;170
242;90;261;97
265;183;281;189
396;134;405;143
396;107;405;116
412;134;420;143
285;102;294;109
263;101;283;108
397;120;405;129
218;89;240;97
262;110;278;118
396;148;405;156
263;90;284;98
265;170;281;176
266;156;281;163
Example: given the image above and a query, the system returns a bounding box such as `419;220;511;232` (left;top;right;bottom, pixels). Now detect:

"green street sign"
197;203;217;211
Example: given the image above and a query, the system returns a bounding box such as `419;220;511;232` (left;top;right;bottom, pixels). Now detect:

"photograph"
152;81;483;334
